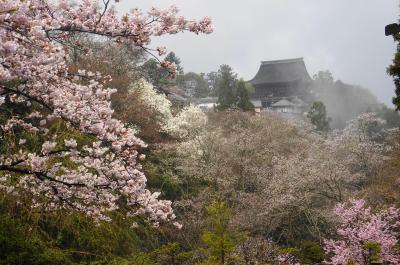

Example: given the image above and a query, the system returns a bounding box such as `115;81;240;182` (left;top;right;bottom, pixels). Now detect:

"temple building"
248;58;312;111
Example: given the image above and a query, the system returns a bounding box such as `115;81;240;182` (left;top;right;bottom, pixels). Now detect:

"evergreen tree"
307;101;331;132
142;52;184;88
216;65;237;111
388;32;400;110
236;79;254;111
142;58;169;88
201;201;245;265
165;52;184;75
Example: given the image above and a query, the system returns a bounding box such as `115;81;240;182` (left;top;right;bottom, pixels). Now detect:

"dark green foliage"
277;242;325;264
362;241;381;264
141;52;184;88
216;65;238;111
307;101;331;132
141;58;170;88
388;33;400;111
235;80;254;111
0;215;68;265
0;84;44;156
143;150;185;201
165;52;184;75
201;201;245;264
279;247;301;257
143;149;209;204
278;247;301;264
150;243;193;265
300;241;325;264
0;191;161;265
216;66;254;112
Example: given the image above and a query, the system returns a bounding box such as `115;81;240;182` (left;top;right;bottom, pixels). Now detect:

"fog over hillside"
311;71;381;128
118;0;398;106
4;1;400;264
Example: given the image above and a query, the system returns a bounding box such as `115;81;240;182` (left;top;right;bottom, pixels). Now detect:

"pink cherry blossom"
324;199;400;265
0;0;212;226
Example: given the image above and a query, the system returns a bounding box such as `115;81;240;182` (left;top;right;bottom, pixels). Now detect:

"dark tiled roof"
249;58;312;85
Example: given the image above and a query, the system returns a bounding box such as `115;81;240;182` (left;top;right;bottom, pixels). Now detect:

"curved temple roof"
249;58;312;85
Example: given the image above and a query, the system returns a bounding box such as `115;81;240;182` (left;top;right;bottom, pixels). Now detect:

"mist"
117;0;399;106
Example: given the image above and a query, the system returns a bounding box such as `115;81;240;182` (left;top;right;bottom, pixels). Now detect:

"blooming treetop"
0;0;212;225
131;79;173;131
324;199;400;265
165;105;208;140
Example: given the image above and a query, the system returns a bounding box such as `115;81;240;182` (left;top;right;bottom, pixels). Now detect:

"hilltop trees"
388;30;400;110
165;52;184;75
312;71;379;129
307;101;331;132
0;0;212;225
216;65;237;110
142;52;185;89
236;80;255;111
216;66;253;111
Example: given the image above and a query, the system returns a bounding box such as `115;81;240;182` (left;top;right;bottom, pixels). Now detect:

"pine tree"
236;79;254;111
307;101;331;132
165;52;184;75
142;52;184;88
201;201;245;264
388;32;400;110
216;65;237;111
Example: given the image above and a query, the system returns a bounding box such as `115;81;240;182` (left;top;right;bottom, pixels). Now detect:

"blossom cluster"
324;199;400;264
164;105;208;140
130;79;173;130
269;113;389;212
0;0;212;225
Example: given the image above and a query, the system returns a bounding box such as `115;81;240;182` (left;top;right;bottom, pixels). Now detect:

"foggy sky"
117;0;398;106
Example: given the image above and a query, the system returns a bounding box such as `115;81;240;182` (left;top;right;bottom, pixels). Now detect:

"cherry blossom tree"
0;0;212;225
165;105;207;140
173;112;391;244
128;79;173;133
324;199;400;265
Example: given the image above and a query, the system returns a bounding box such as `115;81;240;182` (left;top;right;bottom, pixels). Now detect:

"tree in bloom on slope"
324;199;400;264
0;0;212;225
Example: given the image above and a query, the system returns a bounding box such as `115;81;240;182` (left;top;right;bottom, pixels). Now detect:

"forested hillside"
1;1;400;265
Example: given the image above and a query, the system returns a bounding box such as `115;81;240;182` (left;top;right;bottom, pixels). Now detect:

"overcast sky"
118;0;398;105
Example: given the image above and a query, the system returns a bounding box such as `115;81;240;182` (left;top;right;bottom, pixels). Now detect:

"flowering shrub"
130;79;173;131
0;0;211;225
343;112;387;142
173;111;392;245
324;199;400;265
165;105;207;140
